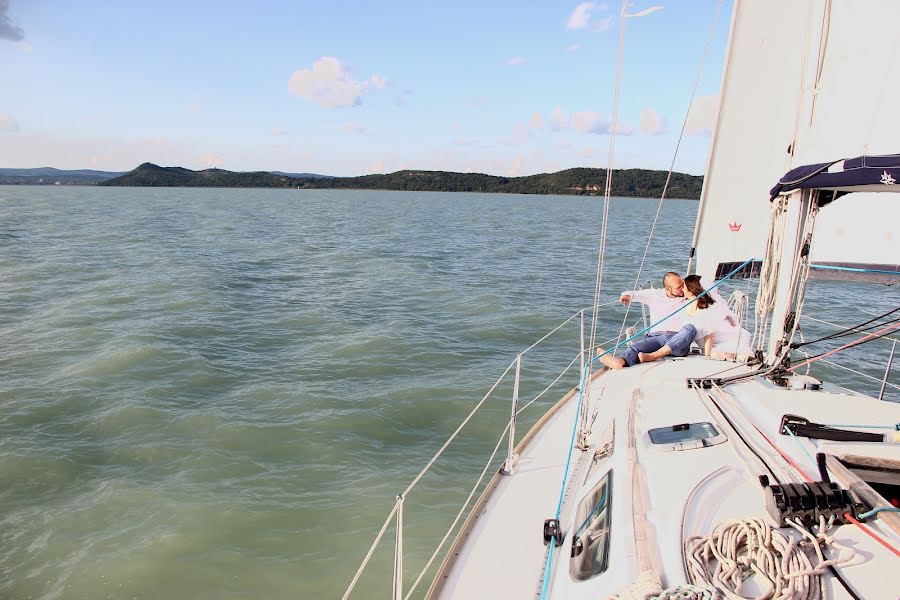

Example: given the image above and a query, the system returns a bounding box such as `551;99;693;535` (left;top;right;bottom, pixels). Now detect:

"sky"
0;1;734;177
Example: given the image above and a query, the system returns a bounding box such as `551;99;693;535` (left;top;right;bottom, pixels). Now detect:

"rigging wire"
792;307;900;348
788;322;900;372
614;0;725;348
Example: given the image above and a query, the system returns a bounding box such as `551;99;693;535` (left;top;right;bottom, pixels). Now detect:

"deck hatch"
569;470;612;581
648;422;725;450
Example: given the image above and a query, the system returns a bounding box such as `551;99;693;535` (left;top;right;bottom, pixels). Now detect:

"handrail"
343;302;608;600
404;420;512;599
517;353;581;416
519;300;619;356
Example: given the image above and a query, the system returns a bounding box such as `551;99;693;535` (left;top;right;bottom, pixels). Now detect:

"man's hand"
619;293;632;306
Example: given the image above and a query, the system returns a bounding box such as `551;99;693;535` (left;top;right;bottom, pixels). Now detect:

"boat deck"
429;354;900;599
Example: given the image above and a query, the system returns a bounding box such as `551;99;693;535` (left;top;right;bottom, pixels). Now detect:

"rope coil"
685;516;855;600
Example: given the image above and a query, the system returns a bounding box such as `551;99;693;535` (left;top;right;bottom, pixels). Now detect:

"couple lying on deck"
598;272;752;370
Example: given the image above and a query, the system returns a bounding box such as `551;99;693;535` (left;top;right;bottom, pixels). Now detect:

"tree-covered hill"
100;162;704;199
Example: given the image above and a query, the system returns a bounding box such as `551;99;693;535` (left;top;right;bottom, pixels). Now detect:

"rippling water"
0;186;896;599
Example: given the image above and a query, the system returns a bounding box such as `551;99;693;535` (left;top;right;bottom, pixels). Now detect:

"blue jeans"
620;325;697;367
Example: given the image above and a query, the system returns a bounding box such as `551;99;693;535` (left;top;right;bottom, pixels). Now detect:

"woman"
638;275;752;363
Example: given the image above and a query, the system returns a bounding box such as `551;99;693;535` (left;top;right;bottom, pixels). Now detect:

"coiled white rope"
684;516;855;600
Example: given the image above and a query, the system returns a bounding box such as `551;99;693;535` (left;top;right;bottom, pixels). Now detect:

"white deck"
429;355;900;599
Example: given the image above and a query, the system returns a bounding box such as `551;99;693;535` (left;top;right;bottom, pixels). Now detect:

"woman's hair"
684;274;715;309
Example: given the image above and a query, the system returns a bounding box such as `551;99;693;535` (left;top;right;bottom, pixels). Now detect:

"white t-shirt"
627;288;689;333
686;302;752;355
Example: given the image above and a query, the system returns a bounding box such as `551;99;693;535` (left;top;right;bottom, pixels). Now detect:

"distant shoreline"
1;163;705;199
98;163;705;199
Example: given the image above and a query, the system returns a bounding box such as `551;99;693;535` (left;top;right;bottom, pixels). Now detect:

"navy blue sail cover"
770;153;900;200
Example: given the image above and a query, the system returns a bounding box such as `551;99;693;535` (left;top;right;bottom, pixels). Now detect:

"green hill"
101;163;703;198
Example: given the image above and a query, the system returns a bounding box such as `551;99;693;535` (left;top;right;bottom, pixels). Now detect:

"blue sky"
0;1;733;176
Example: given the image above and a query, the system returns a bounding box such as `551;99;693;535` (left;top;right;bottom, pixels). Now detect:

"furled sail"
690;0;900;282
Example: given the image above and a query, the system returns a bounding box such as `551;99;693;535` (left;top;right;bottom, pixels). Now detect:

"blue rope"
809;264;900;276
538;256;756;599
857;506;900;520
784;426;818;468
539;361;589;600
822;423;900;430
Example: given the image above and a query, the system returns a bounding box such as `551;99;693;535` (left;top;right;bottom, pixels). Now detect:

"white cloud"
272;129;288;136
188;103;203;113
507;156;524;177
566;43;581;52
370;74;388;88
0;0;24;42
288;57;378;108
567;2;595;30
610;121;633;135
639;109;667;135
529;112;545;129
200;154;223;168
567;3;613;32
364;160;385;174
0;113;20;132
572;110;608;134
341;122;375;136
500;123;531;146
506;56;527;66
551;107;569;130
686;94;719;136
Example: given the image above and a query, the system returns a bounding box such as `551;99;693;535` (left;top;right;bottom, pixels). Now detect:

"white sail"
691;0;900;281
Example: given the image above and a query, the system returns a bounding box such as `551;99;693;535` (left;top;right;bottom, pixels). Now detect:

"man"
596;271;697;370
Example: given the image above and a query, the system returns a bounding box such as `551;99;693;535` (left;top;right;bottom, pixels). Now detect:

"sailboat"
344;1;900;598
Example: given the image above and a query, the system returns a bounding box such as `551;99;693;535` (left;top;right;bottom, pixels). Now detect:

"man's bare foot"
596;347;626;370
638;345;673;363
638;351;658;363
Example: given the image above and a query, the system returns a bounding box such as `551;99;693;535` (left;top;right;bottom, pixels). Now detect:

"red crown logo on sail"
729;222;742;232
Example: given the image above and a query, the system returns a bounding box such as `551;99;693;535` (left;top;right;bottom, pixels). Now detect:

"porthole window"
570;471;612;581
648;422;725;451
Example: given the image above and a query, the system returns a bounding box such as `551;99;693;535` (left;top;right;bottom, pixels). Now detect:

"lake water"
0;186;896;599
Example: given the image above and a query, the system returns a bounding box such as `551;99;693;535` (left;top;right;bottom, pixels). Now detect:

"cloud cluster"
549;108;633;136
566;2;613;32
288;57;385;108
505;56;527;66
639;109;667;135
0;0;24;42
0;113;19;132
